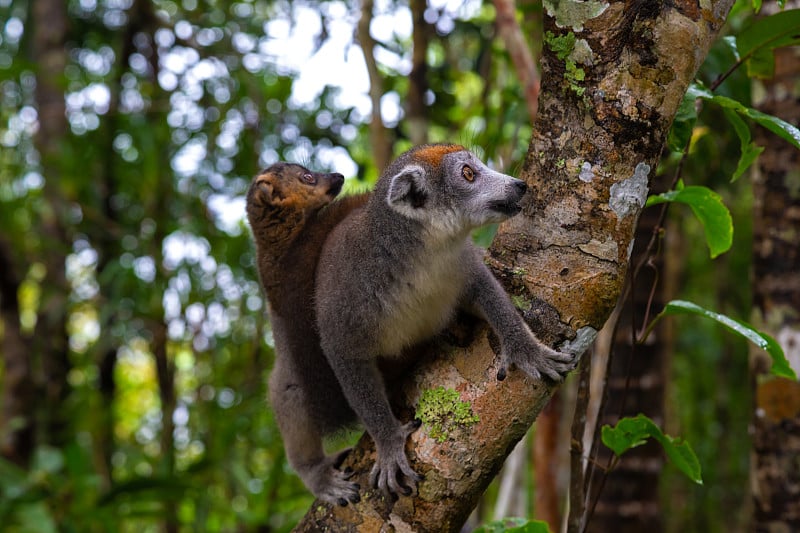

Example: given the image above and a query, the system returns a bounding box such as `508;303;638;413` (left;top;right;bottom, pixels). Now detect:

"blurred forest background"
0;0;798;531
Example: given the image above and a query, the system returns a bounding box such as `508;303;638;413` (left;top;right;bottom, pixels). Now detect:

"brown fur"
246;162;370;505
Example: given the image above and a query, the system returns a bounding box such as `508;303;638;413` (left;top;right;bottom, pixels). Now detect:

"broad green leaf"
661;435;703;486
646;185;733;258
667;89;698;152
655;300;796;379
688;82;800;150
601;417;649;456
723;108;765;181
602;415;702;484
733;142;764;181
724;107;752;155
721;35;740;61
742;107;800;150
737;9;800;78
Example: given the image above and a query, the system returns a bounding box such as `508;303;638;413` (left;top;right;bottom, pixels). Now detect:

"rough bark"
750;43;800;532
296;2;734;530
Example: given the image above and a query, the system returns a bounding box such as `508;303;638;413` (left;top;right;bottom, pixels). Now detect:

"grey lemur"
315;144;576;501
246;162;369;506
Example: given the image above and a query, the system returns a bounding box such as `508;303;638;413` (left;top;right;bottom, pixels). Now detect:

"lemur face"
439;150;527;227
247;163;344;217
385;145;527;233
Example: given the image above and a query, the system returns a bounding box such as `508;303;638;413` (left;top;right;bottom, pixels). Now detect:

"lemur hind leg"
268;370;360;506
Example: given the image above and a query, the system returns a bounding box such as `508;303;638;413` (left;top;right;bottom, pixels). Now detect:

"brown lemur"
315;144;577;500
246;162;369;506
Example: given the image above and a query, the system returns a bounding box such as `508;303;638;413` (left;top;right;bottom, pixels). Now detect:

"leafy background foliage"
0;0;797;531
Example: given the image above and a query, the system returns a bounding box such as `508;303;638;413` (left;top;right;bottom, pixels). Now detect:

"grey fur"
315;145;577;501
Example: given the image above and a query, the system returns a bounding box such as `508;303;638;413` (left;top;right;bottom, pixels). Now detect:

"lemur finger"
549;350;577;363
497;365;507;381
369;464;381;489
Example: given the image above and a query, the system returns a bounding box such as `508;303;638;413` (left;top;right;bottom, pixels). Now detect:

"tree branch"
357;0;392;173
493;0;540;121
296;2;735;529
407;0;430;145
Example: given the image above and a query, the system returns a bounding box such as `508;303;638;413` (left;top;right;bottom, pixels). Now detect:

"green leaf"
737;9;800;78
474;518;551;533
723;108;765;181
688;82;800;150
646;185;733;258
741;107;800;150
654;300;797;380
667;89;698;152
721;36;740;61
733;142;764;182
602;415;702;484
601;419;649;456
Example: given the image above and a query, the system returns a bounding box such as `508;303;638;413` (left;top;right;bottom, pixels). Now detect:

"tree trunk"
493;0;540;121
0;238;35;466
750;43;800;532
587;203;666;533
407;0;429;146
30;0;72;453
533;399;562;529
358;0;392;173
296;2;734;530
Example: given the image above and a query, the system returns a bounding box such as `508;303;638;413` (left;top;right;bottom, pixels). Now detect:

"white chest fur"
376;237;468;356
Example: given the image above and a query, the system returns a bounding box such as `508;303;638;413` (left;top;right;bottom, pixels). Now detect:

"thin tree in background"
584;204;667;533
750;42;800;531
0;0;71;467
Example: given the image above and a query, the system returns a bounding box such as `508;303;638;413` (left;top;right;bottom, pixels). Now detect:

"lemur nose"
513;180;528;195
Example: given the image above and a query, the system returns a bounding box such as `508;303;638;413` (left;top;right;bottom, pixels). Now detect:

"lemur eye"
462;165;475;182
301;173;316;184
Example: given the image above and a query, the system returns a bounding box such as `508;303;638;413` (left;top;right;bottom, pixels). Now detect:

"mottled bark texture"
750;44;800;532
295;2;733;530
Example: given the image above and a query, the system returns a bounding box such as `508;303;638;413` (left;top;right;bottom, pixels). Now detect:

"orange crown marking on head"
413;144;466;167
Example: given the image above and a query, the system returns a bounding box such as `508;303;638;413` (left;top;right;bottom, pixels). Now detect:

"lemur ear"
253;176;286;205
387;166;427;209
